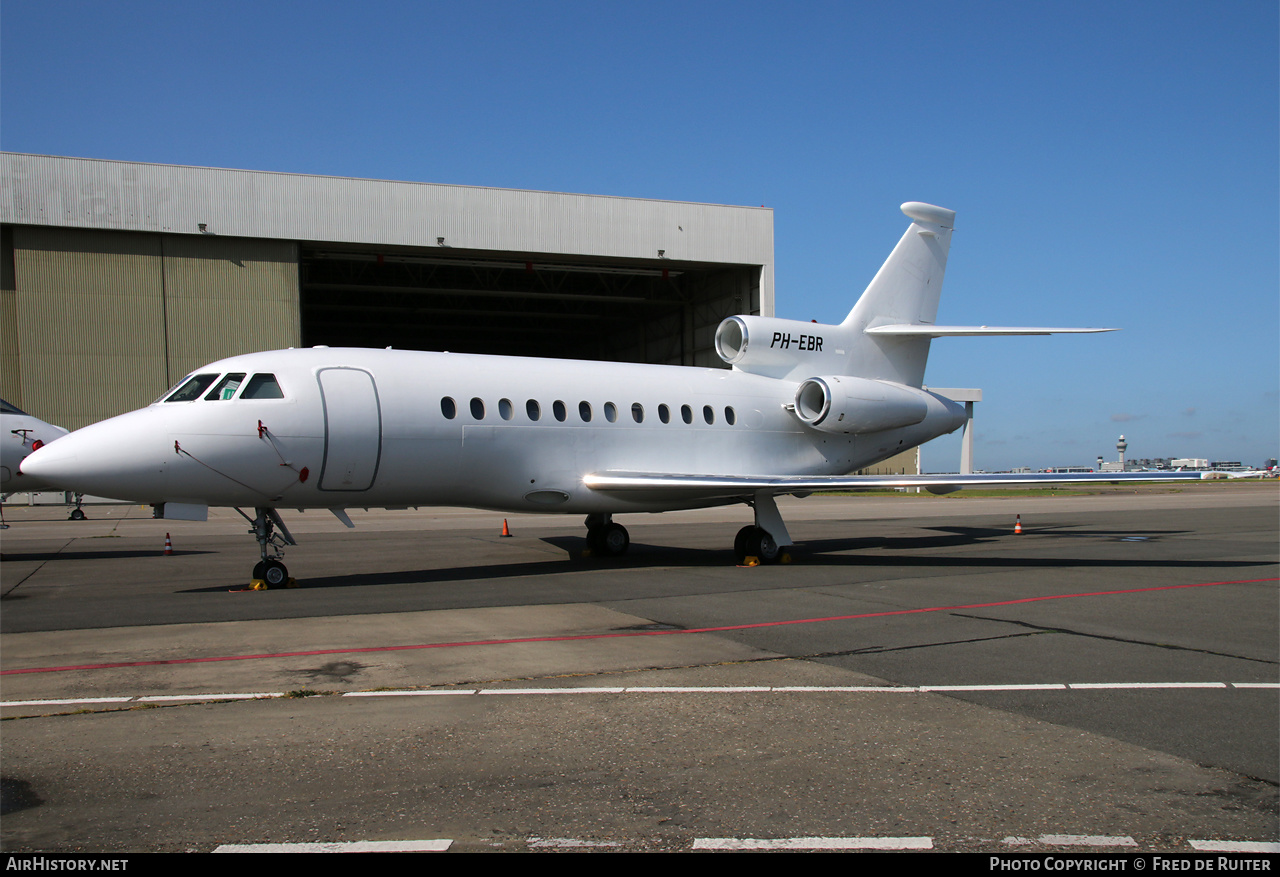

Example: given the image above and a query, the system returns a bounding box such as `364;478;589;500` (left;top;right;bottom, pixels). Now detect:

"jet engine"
792;375;929;435
714;315;843;379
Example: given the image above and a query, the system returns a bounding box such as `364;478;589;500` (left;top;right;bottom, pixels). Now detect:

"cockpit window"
164;374;219;403
205;373;247;401
0;399;27;415
241;373;285;399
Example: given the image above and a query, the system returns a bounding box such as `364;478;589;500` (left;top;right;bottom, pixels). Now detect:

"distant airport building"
1;153;774;430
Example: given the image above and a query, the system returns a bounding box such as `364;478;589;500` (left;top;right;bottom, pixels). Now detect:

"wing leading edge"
583;469;1211;502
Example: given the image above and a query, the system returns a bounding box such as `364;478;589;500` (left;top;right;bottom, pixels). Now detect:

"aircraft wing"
583;469;1210;502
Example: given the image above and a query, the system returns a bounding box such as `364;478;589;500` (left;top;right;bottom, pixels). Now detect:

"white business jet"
1;399;72;525
20;202;1198;585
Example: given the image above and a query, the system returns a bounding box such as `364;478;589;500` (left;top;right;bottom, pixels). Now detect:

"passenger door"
317;367;382;491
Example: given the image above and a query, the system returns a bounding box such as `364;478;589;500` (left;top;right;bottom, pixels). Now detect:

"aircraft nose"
18;439;79;484
19;415;167;501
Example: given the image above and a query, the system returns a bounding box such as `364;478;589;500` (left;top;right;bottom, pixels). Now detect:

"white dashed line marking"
919;684;1065;691
1189;840;1280;853
212;839;452;852
1036;835;1138;847
527;837;623;848
195;835;1276;852
1069;682;1227;689
4;682;1275;709
693;836;933;850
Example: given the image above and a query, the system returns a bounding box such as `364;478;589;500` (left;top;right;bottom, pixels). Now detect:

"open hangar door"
299;246;761;368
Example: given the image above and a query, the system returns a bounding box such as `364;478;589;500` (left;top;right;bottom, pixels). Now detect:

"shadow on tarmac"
167;526;1266;593
2;549;215;562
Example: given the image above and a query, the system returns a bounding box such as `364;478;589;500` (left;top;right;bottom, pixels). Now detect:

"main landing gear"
734;492;793;565
236;507;298;588
585;492;793;565
585;513;629;557
734;525;782;564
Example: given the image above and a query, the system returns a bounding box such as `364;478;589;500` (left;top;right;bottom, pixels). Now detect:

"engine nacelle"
793;375;930;435
715;315;846;379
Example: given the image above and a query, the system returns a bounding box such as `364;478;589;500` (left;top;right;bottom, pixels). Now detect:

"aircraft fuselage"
28;346;967;515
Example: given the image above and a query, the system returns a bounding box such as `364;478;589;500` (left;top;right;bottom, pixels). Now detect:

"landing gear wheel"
242;507;298;588
737;526;781;564
259;558;289;588
600;522;629;556
588;522;630;556
584;515;629;557
750;528;781;564
69;508;86;521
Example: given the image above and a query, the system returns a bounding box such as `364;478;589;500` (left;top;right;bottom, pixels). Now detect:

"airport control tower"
1117;435;1127;469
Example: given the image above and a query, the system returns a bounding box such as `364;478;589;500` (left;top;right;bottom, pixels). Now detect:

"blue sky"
3;0;1276;470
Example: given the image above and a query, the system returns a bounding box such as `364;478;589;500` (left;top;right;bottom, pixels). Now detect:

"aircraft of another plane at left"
0;399;75;525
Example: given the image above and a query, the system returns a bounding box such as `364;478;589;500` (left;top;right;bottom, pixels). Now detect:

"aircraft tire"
69;509;86;521
747;527;781;564
600;522;629;556
734;525;756;563
260;559;289;588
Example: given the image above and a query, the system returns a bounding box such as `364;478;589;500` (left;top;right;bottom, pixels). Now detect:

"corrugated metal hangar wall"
1;154;773;431
6;227;298;428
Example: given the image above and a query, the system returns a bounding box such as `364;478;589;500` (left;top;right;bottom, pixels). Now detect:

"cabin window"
631;403;644;423
681;404;693;424
470;397;485;420
165;374;219;403
241;373;285;399
499;398;514;421
658;404;670;424
553;400;567;422
604;402;617;423
579;401;592;422
724;406;736;426
441;397;457;419
702;404;715;425
205;373;247;401
526;399;541;421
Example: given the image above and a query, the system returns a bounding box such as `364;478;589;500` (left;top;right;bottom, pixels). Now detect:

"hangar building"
2;153;959;476
1;153;773;431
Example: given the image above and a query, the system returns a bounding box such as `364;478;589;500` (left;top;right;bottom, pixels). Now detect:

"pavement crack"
954;613;1279;665
1;538;77;597
800;630;1048;659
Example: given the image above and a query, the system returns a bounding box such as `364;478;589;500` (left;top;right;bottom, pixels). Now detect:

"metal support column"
961;400;975;475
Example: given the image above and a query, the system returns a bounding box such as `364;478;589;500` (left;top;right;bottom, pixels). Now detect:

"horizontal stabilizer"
865;325;1117;337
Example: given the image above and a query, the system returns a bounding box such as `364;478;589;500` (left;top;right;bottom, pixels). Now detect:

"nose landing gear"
236;507;298;589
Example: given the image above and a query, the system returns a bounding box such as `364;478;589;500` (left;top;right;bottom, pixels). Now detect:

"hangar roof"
0;152;773;270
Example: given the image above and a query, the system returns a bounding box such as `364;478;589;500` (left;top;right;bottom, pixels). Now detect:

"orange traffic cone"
164;533;173;555
500;519;512;537
1014;515;1023;535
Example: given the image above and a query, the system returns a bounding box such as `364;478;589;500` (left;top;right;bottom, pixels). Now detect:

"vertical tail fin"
839;202;955;387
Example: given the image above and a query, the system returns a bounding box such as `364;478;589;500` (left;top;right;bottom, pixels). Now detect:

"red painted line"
4;577;1275;676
